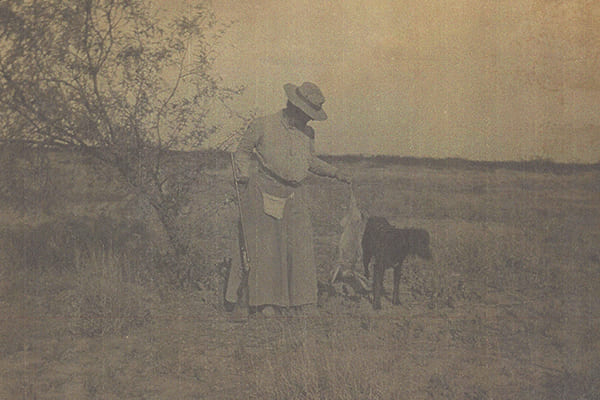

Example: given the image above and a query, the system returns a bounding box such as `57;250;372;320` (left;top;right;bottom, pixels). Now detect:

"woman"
225;82;351;316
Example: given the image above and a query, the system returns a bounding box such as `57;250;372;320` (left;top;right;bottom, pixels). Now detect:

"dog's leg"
392;265;402;305
372;261;383;310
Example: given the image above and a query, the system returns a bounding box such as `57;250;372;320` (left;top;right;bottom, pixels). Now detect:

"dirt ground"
1;154;599;399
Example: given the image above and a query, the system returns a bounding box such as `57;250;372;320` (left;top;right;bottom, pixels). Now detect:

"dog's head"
407;229;433;260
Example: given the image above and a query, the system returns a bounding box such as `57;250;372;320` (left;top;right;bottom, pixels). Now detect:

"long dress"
225;110;338;307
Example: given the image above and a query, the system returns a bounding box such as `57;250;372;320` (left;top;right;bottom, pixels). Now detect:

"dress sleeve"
308;133;338;178
234;121;261;180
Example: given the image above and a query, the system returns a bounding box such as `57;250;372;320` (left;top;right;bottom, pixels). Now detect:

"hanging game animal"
361;216;432;310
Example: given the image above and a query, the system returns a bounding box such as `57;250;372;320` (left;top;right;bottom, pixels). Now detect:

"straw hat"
284;82;327;121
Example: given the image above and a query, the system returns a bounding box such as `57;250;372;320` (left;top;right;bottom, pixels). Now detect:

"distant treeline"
199;150;599;175
160;150;600;175
319;154;600;175
3;143;599;175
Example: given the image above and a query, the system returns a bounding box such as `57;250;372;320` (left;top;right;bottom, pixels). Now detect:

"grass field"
1;149;599;399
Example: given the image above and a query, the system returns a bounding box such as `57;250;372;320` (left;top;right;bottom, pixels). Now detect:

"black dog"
362;217;432;310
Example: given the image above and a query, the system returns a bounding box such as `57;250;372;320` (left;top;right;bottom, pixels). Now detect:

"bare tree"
0;0;243;259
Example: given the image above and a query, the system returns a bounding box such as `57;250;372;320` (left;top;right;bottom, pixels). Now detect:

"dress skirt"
225;165;317;307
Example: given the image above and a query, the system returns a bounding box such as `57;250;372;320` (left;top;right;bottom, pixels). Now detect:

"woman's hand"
334;169;353;184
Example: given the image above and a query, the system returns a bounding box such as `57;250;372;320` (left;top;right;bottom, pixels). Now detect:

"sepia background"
1;0;599;399
194;0;600;162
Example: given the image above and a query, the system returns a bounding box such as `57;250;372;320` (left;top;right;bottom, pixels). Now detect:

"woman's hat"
284;82;327;121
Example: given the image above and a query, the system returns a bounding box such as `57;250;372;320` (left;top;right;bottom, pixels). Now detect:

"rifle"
230;152;250;308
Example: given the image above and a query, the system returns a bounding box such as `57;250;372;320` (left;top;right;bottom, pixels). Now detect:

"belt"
253;151;302;188
257;163;302;188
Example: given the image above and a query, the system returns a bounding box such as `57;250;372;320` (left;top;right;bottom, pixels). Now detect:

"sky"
164;0;599;162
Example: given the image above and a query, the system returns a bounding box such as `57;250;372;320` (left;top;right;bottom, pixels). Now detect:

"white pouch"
261;191;293;219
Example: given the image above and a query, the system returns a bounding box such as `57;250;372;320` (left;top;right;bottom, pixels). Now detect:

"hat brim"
284;83;327;121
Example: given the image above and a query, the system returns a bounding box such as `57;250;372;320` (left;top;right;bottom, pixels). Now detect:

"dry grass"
1;152;599;399
59;250;156;337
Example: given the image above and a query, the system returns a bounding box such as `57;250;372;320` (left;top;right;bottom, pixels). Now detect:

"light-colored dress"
225;110;338;307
